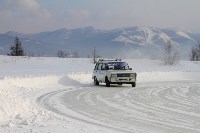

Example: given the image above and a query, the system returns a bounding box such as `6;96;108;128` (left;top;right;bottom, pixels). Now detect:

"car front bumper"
110;76;136;84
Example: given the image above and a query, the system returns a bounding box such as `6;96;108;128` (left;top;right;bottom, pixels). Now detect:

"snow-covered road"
37;78;200;133
1;56;200;133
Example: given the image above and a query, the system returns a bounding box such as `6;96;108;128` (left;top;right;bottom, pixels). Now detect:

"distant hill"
1;26;200;59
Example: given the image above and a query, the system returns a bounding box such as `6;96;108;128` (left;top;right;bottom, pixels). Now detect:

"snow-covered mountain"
0;26;199;58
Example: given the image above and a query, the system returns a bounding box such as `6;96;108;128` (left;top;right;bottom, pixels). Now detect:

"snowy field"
0;55;200;133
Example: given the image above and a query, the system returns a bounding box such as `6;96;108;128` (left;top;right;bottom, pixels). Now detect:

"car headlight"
111;74;117;77
130;73;136;77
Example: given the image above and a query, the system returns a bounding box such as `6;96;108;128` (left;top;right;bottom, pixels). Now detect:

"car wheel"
94;77;99;85
132;82;136;87
105;77;110;87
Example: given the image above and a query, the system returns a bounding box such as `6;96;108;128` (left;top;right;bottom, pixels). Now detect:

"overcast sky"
0;0;200;33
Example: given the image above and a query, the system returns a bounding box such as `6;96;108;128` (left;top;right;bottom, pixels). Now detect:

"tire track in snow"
37;81;200;133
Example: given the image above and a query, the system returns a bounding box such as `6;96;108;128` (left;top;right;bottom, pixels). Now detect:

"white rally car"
92;59;137;87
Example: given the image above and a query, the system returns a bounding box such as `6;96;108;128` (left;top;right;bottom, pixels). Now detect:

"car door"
99;63;106;82
96;63;102;81
100;63;107;82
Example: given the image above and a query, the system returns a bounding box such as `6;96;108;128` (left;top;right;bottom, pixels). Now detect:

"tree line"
7;36;200;65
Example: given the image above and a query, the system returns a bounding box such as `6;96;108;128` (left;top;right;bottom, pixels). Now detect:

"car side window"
94;63;98;70
101;63;105;70
98;63;102;70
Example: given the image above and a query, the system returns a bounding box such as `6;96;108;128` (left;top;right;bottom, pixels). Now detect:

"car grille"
117;74;130;77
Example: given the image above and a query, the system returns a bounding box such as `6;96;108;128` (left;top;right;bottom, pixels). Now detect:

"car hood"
107;70;136;74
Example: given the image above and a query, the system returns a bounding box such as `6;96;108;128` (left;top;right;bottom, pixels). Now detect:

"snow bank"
0;76;60;122
67;72;93;84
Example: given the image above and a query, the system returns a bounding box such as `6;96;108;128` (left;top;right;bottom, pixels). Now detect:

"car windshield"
106;62;129;70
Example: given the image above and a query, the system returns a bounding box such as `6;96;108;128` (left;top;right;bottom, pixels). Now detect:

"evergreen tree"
8;36;24;56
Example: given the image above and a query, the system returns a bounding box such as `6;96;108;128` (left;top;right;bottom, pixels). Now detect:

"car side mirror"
129;68;132;70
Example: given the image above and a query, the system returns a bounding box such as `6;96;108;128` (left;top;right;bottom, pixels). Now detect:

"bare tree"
90;48;101;64
7;36;25;56
190;41;200;61
57;50;69;58
162;40;179;65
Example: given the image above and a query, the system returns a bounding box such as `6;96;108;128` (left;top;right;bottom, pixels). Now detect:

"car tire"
105;77;110;87
94;77;99;85
132;82;136;87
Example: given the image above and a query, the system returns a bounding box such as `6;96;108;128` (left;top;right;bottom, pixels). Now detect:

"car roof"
101;61;124;63
97;59;124;64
